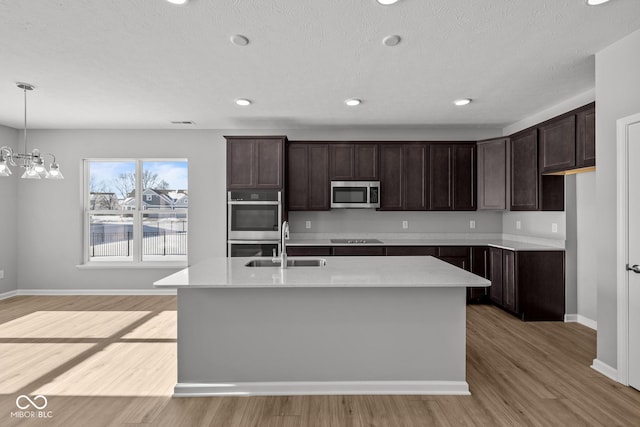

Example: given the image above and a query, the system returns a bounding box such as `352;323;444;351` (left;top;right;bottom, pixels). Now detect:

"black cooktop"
330;239;383;244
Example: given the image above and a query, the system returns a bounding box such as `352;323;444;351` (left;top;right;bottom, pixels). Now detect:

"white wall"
0;125;18;295
16;126;501;291
576;172;597;324
595;28;640;368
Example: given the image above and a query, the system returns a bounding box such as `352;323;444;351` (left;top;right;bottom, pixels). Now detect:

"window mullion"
134;160;143;262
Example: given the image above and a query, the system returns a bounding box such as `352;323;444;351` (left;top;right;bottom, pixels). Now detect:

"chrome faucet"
279;220;289;269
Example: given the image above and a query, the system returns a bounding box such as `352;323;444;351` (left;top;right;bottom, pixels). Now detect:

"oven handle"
227;240;281;244
227;201;280;205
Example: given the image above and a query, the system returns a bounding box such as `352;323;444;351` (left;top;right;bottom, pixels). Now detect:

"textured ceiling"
1;0;639;130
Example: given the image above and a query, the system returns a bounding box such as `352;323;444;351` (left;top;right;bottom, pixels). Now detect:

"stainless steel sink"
245;258;327;267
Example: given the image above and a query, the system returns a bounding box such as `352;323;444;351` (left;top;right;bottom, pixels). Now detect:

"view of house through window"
86;159;188;263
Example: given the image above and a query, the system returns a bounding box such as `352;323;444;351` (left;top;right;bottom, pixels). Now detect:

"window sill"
76;262;188;270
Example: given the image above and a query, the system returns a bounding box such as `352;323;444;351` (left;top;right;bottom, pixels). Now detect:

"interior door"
628;121;640;390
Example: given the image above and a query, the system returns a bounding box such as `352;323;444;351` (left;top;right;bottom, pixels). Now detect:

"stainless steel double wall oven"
227;190;282;257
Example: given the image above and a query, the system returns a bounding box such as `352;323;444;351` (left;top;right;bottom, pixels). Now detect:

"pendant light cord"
23;86;28;153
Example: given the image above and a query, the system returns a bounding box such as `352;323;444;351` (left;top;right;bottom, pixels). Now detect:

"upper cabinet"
429;143;476;211
539;115;576;173
329;143;378;181
539;102;596;174
477;137;509;210
226;136;286;189
287;143;330;211
576;104;596;168
510;129;540;211
379;143;428;210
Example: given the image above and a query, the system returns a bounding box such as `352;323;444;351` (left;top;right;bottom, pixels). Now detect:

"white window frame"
80;158;188;268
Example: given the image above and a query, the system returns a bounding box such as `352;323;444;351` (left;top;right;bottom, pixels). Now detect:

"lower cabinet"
286;246;332;257
469;246;491;303
332;247;385;256
490;248;564;321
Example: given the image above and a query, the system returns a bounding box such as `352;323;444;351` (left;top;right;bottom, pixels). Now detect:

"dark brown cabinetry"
437;246;471;270
469;246;491;303
332;246;385;256
286;143;329;211
510;129;539;211
379;144;428;210
510;130;564;211
576;104;596;168
540;115;576;173
329;143;378;181
226;136;285;189
477;138;509;210
490;248;564;321
286;246;332;257
385;246;438;256
429;143;476;211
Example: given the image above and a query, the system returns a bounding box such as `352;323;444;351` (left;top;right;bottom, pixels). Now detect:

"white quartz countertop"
154;256;491;289
287;238;563;251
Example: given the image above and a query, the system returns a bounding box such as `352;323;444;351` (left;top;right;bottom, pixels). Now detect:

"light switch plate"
516;220;521;230
305;221;311;229
470;220;476;229
402;221;408;229
552;223;558;233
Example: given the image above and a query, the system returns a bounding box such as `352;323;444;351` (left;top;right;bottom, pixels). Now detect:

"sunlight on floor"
33;342;176;397
0;343;94;393
0;311;152;338
122;311;177;340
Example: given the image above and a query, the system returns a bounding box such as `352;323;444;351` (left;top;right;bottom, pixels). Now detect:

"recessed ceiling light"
382;35;402;47
235;99;251;106
377;0;399;5
345;99;361;106
586;0;610;5
230;35;249;46
453;98;472;106
166;0;188;4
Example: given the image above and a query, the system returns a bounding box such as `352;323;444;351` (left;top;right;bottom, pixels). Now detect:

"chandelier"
0;83;63;179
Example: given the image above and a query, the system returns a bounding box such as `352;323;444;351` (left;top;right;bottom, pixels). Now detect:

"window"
84;159;188;265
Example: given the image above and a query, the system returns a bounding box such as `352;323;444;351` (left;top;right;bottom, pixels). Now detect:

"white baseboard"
591;359;618;382
564;314;597;330
0;290;18;301
173;381;470;397
14;289;177;296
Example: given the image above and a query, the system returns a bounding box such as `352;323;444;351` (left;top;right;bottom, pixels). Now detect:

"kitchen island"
154;256;490;396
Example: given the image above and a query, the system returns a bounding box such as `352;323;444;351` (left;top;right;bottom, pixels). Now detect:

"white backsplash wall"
288;210;503;236
501;211;566;241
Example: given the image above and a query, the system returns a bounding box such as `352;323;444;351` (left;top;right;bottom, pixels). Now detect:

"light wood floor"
1;296;639;426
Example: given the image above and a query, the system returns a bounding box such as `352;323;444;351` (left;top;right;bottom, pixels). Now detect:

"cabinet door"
510;129;539;210
404;144;428;210
286;144;309;210
540;115;576;173
503;250;517;313
227;139;255;188
438;246;471;271
255;139;284;188
354;144;378;180
478;138;508;210
308;145;330;210
329;144;354;180
429;144;453;210
471;247;490;279
286;246;332;256
332;246;385;256
490;247;503;305
576;105;596;168
379;144;404;210
385;246;438;256
453;144;476;210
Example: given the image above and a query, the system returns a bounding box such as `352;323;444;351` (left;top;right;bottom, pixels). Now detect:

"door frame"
616;112;640;386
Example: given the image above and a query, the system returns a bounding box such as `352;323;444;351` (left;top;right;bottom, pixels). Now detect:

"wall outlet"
305;221;311;229
0;270;4;280
469;220;476;229
552;223;558;233
402;220;408;229
516;220;521;230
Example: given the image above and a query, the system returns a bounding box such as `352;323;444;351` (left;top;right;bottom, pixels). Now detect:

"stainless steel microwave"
330;181;380;209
